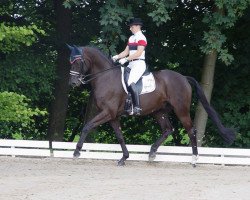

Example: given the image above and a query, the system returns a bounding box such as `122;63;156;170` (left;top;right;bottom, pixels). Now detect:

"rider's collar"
134;30;142;36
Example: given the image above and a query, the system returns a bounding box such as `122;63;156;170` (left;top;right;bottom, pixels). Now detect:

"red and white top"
127;31;147;60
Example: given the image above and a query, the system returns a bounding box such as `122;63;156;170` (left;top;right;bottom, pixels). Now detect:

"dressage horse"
68;45;235;166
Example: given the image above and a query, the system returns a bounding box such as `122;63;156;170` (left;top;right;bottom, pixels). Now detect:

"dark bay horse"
68;45;235;166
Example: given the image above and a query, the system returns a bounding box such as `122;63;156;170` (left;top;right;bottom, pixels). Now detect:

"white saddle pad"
121;67;156;95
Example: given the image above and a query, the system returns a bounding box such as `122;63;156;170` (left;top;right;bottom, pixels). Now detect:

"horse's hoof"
191;155;199;167
73;151;80;159
148;152;156;162
148;155;156;162
117;160;125;166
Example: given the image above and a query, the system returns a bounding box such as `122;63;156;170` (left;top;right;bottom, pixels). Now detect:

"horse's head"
67;45;89;87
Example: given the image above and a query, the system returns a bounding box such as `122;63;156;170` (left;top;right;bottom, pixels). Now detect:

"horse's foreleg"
149;129;173;162
149;111;173;161
110;119;129;166
73;110;111;158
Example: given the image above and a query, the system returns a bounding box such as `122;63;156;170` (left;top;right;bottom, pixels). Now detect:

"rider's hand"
119;57;128;65
112;55;119;62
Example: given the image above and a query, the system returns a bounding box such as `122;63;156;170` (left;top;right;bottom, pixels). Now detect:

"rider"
112;18;147;115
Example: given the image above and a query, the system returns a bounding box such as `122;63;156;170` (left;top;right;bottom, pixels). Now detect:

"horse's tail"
186;76;235;145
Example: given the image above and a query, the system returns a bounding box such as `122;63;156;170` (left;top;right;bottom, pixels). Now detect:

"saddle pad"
121;67;156;95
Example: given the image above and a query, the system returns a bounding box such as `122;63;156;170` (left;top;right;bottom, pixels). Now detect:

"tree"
47;0;72;141
204;7;250;148
194;0;250;146
0;0;50;139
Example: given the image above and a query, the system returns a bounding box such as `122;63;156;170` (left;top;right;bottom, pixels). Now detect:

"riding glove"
112;55;119;62
119;58;128;65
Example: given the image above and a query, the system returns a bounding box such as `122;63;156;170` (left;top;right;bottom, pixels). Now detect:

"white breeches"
127;60;146;86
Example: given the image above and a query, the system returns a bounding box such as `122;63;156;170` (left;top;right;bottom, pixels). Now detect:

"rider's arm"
117;46;129;59
127;45;145;61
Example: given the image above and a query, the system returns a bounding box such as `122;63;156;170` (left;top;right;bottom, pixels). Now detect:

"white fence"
0;139;250;165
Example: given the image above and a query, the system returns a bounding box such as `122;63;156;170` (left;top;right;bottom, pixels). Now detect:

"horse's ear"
66;43;73;50
73;45;83;55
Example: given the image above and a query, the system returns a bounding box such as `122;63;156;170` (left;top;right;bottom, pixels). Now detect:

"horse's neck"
91;63;109;74
86;48;111;73
93;63;119;79
86;48;121;87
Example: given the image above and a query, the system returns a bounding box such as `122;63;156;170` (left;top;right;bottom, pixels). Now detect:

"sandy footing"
0;157;249;200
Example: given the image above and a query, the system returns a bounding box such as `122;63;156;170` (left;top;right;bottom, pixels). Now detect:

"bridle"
70;55;121;85
70;56;88;84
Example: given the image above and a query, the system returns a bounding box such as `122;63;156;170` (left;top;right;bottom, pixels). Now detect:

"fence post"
49;140;54;157
221;154;225;166
11;146;15;158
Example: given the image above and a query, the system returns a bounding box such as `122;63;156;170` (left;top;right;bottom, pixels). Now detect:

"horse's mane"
84;46;114;66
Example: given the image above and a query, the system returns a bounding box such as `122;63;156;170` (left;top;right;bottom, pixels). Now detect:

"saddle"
121;67;155;95
121;66;156;115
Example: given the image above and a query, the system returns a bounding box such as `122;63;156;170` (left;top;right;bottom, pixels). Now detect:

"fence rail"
0;139;250;165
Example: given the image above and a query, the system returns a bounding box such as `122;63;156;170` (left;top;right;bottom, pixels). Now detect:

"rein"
79;65;121;84
70;58;121;85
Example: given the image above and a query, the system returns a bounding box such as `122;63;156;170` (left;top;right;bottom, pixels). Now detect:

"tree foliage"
201;0;250;65
0;92;46;123
0;23;45;53
0;0;45;53
147;0;176;26
0;0;55;139
0;91;47;139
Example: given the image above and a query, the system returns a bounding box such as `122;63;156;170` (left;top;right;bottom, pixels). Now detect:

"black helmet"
127;18;143;26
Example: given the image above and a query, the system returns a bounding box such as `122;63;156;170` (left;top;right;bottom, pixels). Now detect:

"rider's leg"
128;82;141;115
127;61;146;115
127;61;146;86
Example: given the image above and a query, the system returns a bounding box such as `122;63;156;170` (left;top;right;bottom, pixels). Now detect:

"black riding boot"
129;83;141;115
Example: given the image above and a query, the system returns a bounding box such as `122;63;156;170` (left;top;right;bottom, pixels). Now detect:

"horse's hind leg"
189;127;198;166
149;111;174;161
110;119;129;166
176;114;198;167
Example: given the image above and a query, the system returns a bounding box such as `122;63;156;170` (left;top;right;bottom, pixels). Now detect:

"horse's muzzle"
69;78;81;88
